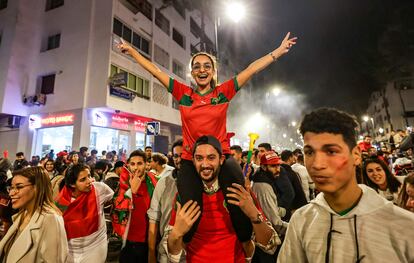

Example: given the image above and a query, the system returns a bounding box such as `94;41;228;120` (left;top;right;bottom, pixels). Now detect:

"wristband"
269;52;277;61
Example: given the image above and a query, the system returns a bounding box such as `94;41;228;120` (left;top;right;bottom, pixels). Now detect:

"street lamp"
225;2;246;23
214;2;246;61
272;87;281;96
362;115;369;122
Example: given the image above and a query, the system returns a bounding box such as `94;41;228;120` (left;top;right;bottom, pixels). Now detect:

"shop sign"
134;119;146;132
111;115;129;130
92;111;108;127
29;113;74;129
90;110;151;132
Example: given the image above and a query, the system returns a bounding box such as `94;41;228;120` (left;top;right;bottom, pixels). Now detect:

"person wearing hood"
278;108;414;263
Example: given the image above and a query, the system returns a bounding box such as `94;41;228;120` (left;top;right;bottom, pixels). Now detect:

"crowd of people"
0;108;413;262
0;33;413;262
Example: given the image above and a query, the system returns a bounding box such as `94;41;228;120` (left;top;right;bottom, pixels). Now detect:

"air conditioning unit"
7;116;21;128
22;94;47;106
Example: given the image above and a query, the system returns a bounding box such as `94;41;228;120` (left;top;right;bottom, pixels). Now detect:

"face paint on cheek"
335;156;349;172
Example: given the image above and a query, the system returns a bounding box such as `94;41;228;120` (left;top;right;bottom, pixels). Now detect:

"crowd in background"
0;128;413;262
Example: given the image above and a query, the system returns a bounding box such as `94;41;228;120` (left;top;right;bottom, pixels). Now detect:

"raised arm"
237;32;297;88
117;41;171;88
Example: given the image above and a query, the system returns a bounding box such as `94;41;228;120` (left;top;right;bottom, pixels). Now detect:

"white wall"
0;130;19;157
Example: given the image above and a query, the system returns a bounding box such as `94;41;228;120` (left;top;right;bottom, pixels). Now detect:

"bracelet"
251;212;265;224
269;52;277;62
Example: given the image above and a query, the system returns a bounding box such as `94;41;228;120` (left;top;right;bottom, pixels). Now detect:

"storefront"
29;112;75;157
89;110;153;155
27;109;182;158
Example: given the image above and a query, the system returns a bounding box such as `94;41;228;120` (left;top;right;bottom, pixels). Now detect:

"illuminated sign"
29;113;74;129
92;111;108;127
29;115;41;129
41;114;74;126
134;120;146;132
111;115;129;130
90;110;152;132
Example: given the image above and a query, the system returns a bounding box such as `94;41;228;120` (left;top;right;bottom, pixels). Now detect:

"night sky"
217;0;413;116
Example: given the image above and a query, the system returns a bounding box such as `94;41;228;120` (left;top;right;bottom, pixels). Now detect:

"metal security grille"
153;83;169;106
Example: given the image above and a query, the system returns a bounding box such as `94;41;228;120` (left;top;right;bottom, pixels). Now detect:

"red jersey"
169;191;245;263
127;182;151;243
168;77;240;160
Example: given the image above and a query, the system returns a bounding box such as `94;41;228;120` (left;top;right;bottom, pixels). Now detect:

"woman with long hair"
56;164;113;263
398;173;414;212
362;157;402;203
117;33;297;250
44;159;58;180
0;167;68;262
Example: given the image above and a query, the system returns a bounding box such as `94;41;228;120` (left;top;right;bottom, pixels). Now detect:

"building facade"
0;0;220;157
362;77;414;144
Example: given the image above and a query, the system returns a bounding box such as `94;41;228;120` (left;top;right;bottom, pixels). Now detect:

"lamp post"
214;2;246;62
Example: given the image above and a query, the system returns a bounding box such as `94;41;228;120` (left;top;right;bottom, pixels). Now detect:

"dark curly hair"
362;157;401;193
299;108;359;150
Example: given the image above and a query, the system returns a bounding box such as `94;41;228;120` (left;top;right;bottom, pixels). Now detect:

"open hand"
172;200;201;238
226;183;258;220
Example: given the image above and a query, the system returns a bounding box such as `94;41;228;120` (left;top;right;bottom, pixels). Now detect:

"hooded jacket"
277;184;414;263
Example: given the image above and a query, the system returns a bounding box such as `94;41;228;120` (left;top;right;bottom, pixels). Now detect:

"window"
40;74;56;94
45;0;64;11
141;38;150;55
122;25;132;43
121;0;152;20
172;60;185;79
172;0;185;19
46;34;60;50
113;18;123;37
128;73;136;91
132;32;150;55
154;44;169;69
172;28;185;49
113;18;150;56
190;17;201;38
155;9;170;35
110;64;150;100
0;0;7;10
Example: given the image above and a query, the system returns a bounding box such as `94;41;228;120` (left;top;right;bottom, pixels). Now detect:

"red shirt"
358;141;372;152
127;181;151;243
170;191;245;263
169;77;240;160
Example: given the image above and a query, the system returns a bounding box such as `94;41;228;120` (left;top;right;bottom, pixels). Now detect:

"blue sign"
109;86;135;101
146;121;160;135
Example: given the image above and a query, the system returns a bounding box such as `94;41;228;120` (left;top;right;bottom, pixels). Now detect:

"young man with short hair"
112;150;157;263
147;139;184;263
166;136;279;263
278;108;414;262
